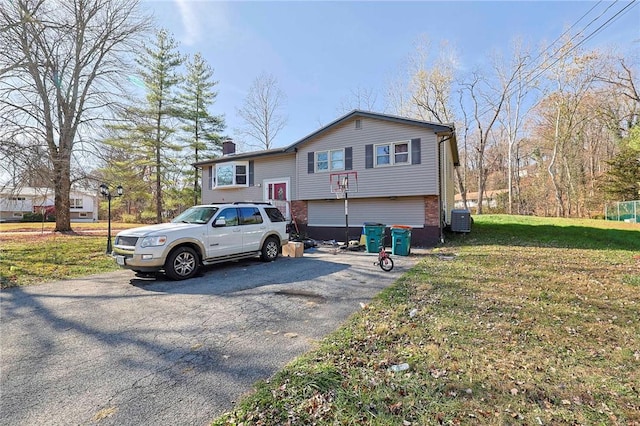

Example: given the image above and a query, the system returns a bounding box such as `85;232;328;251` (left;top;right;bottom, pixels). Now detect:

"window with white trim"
215;161;249;188
316;149;344;172
70;198;83;209
375;141;410;167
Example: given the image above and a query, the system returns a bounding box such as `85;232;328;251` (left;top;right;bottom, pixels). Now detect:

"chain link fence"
605;200;639;223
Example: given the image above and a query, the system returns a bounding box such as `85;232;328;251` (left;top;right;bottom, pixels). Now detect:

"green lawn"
213;215;640;425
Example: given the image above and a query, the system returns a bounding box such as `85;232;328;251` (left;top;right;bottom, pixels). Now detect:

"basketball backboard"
330;171;358;196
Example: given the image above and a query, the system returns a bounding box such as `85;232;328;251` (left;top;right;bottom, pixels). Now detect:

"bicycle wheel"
379;256;394;272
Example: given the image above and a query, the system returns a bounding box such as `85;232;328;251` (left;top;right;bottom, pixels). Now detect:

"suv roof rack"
232;201;273;205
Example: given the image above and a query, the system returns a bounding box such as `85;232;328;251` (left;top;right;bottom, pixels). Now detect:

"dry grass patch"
214;215;639;425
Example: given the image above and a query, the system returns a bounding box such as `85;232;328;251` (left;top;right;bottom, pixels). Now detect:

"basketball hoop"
329;171;358;246
329;171;358;195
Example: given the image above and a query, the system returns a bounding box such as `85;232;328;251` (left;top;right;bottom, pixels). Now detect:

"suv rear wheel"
260;237;279;262
165;246;199;280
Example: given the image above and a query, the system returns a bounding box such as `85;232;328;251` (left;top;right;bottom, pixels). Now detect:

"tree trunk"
455;167;469;210
193;102;200;206
155;97;163;223
476;154;485;215
53;154;72;232
156;141;162;223
548;106;565;217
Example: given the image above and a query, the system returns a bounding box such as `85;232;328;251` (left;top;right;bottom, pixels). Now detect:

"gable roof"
194;110;459;167
193;146;291;166
285;110;459;166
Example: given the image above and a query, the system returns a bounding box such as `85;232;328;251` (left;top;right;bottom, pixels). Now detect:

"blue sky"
145;1;639;149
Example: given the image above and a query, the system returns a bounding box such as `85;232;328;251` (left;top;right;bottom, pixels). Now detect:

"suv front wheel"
165;246;199;280
260;237;279;262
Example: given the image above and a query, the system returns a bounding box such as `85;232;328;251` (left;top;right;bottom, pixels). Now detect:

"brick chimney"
222;139;236;155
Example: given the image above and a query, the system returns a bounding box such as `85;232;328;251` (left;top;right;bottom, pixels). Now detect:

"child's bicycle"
374;238;394;272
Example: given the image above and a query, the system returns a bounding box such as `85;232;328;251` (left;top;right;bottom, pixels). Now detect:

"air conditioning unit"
450;209;472;233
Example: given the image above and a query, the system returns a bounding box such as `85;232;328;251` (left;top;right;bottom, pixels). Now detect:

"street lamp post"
99;184;123;254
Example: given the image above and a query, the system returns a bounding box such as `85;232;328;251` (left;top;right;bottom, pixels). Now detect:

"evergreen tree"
126;29;184;222
178;53;225;205
600;126;640;201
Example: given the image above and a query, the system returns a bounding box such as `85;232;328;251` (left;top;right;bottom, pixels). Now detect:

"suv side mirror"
214;218;226;227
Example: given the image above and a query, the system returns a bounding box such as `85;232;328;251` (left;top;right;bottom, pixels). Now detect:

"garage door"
308;197;425;227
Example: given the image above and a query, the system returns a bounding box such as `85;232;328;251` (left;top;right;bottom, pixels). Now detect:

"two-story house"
195;110;459;247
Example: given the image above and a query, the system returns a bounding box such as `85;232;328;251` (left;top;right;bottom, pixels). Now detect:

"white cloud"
173;0;201;46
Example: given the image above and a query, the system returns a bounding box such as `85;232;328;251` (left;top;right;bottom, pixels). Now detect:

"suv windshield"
172;206;219;224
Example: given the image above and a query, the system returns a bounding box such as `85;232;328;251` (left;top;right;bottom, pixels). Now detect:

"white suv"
112;202;289;280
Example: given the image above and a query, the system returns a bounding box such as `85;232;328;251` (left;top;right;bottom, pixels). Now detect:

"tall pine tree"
179;53;225;205
130;29;184;222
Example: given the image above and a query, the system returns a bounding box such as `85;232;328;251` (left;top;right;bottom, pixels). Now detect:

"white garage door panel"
308;197;425;227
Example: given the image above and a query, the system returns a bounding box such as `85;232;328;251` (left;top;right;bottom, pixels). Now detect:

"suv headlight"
140;235;167;248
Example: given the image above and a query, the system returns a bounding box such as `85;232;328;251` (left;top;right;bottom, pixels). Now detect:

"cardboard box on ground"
283;242;304;257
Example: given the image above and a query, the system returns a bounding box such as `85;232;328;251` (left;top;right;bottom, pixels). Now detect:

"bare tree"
385;35;470;209
494;40;534;214
596;55;640;131
462;68;513;215
236;72;287;150
0;0;150;232
385;73;413;117
407;38;471;211
538;41;602;217
409;37;457;123
337;86;379;114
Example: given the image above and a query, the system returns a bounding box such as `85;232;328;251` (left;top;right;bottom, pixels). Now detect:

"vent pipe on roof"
222;139;236;155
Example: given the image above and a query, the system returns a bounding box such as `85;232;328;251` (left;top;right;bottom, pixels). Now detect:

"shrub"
21;213;55;222
140;210;157;224
120;213;138;224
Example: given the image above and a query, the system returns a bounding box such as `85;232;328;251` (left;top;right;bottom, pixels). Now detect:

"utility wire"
471;0;638;120
524;0;605;78
526;0;637;87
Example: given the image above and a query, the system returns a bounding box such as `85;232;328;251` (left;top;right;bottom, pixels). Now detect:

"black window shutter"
248;161;254;186
411;138;421;164
365;144;373;169
307;152;315;173
345;147;352;170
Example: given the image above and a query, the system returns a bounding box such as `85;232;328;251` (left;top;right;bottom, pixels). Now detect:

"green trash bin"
391;225;412;256
363;222;386;253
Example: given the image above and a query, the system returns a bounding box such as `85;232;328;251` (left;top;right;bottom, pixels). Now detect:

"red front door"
269;182;287;201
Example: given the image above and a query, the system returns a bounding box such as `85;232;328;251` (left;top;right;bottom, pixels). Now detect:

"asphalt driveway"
1;247;422;425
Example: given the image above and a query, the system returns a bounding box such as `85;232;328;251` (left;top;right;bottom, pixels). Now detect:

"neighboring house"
0;187;99;222
454;189;508;211
195;110;460;247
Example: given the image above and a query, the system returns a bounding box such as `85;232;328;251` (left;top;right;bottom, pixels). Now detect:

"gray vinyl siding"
201;154;296;204
255;155;297;198
297;117;439;200
308;197;425;227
